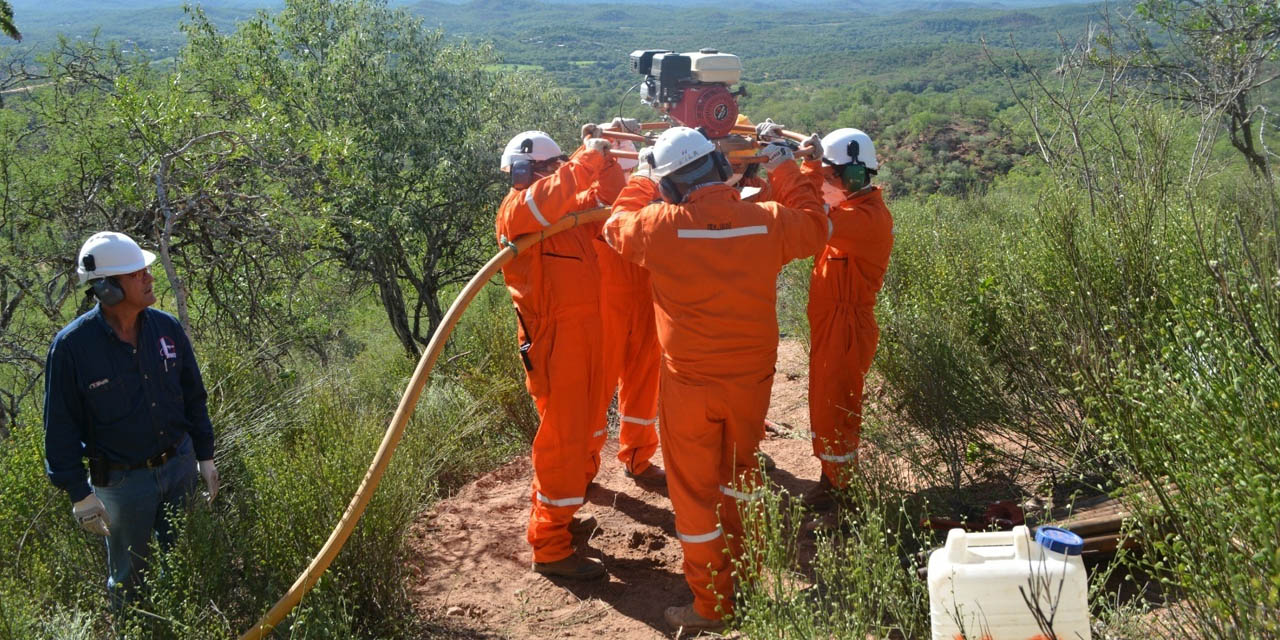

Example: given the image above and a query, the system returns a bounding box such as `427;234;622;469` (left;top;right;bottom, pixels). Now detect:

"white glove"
608;117;642;134
581;123;603;140
799;133;823;162
198;459;220;503
758;143;795;171
632;160;657;183
584;137;612;157
755;118;785;141
73;494;111;537
633;147;658;182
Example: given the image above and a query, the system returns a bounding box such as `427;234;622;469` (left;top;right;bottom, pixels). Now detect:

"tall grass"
0;283;536;638
751;91;1276;637
733;453;931;639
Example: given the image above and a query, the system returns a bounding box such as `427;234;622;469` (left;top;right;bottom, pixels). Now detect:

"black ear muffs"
658;150;730;204
511;159;534;189
711;150;731;182
89;277;125;306
658;175;684;204
82;253;126;306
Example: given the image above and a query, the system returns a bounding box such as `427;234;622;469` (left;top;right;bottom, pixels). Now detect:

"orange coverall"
496;148;624;564
737;173;774;203
801;166;894;487
592;239;661;474
604;161;828;620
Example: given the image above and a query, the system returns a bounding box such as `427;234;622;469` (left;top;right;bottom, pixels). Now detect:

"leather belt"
110;441;182;472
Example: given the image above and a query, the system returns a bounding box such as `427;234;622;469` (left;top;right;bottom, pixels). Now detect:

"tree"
0;35;332;436
183;0;577;358
0;1;19;41
1103;0;1280;178
0;40;132;434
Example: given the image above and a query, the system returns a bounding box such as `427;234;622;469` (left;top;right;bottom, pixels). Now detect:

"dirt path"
405;340;820;639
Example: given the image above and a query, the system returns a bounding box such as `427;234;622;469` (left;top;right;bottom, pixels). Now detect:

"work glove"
755;118;785;141
581;123;603;140
758;142;795;171
198;459;220;503
584;137;612;157
799;133;823;162
633;147;658;182
72;494;111;537
632;160;657;183
608;117;642;134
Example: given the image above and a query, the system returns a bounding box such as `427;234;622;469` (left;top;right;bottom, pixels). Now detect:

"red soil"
404;340;821;639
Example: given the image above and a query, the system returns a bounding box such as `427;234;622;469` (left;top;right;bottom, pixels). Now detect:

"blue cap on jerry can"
1035;526;1085;555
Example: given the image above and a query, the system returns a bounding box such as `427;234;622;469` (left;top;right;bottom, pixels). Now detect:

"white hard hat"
76;231;156;285
820;128;878;170
500;131;563;172
648;126;716;178
615;139;638;171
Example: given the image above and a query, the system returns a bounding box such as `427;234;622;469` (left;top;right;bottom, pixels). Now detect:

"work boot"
624;464;667;488
663;604;725;634
802;474;837;512
532;553;606;580
569;513;598;536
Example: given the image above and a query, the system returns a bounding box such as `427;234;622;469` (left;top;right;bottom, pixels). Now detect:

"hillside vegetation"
1;0;1278;638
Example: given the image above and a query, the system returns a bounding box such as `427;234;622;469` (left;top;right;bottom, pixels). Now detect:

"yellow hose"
238;206;611;640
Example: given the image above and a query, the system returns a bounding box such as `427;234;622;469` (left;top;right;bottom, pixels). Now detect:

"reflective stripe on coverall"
593;240;661;474
800;164;894;487
604;161;828;620
496;148;625;564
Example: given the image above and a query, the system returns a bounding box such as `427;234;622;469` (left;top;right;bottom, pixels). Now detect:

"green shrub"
0;283;541;638
732;456;929;638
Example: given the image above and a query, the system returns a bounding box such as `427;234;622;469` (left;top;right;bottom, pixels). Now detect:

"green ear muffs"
838;162;873;192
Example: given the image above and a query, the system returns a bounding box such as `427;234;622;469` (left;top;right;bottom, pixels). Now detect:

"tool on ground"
237;208;611;640
921;500;1026;532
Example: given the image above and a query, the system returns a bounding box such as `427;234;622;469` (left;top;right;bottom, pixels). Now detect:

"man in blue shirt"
43;231;220;607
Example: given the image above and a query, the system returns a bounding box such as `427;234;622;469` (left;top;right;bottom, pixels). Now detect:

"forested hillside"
1;0;1277;638
5;0;1107;195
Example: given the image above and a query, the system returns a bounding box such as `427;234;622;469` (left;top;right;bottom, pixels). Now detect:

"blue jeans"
92;436;198;608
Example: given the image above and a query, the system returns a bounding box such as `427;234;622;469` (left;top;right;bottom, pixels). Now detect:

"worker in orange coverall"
496;126;624;580
793;127;894;509
587;119;665;487
604;126;830;632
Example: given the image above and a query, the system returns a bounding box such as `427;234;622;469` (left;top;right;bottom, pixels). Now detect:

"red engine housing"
667;84;739;139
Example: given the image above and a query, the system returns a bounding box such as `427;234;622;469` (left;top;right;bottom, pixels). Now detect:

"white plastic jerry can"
928;525;1091;640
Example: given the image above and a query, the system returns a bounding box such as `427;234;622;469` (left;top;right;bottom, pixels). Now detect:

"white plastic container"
928;525;1091;640
685;49;742;84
